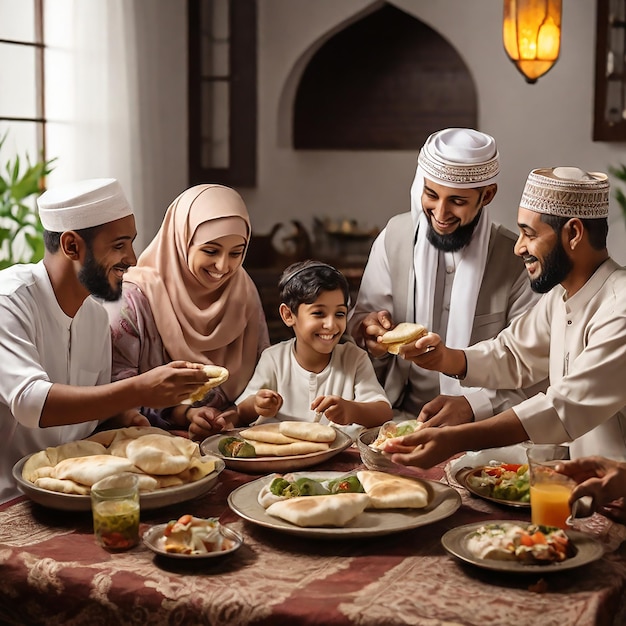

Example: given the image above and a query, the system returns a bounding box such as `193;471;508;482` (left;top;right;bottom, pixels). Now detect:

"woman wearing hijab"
107;184;269;440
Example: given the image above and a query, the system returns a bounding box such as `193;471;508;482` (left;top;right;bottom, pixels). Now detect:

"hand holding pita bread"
356;310;394;358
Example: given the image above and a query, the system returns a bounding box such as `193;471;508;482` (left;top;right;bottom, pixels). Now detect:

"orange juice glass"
527;444;573;530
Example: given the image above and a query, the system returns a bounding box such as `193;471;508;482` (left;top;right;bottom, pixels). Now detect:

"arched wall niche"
281;2;478;151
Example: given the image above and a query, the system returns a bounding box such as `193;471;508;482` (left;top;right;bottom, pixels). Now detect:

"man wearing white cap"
349;128;539;424
0;178;210;503
383;166;626;467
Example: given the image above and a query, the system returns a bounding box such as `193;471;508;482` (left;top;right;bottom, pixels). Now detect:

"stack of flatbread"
238;421;336;457
21;427;217;496
260;469;431;527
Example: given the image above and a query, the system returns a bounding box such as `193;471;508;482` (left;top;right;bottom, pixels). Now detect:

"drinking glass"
91;473;140;550
526;444;574;530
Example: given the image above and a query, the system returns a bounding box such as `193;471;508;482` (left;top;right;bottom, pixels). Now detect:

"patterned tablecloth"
1;446;625;626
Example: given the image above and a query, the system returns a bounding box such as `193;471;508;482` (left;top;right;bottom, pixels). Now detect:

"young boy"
235;260;392;436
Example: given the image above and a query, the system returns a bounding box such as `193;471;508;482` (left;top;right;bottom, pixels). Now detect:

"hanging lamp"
503;0;562;83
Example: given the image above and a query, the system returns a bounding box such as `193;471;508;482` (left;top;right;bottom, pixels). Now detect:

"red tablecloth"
1;447;625;626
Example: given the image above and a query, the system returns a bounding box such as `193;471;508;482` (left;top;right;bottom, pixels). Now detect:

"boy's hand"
311;395;350;425
254;389;283;418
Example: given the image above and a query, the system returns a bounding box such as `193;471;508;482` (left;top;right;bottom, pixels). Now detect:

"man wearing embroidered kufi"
349;128;540;424
0;178;209;503
383;166;626;468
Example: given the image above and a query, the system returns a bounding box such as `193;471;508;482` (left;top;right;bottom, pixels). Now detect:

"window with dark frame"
188;0;257;187
0;0;46;160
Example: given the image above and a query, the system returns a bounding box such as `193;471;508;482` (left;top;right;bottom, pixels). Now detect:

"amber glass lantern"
503;0;562;83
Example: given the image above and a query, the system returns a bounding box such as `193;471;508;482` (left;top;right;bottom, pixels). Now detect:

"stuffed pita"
278;421;337;443
182;365;230;405
265;493;370;527
357;470;430;509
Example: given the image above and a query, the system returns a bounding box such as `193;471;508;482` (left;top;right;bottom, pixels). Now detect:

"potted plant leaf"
0;132;56;269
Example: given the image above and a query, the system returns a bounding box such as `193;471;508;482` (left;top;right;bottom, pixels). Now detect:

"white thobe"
0;262;106;503
235;339;390;439
463;258;626;460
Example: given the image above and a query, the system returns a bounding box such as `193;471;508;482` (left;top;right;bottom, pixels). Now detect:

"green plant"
609;164;626;226
0;133;56;269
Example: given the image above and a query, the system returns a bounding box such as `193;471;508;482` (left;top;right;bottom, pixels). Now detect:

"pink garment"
108;185;269;403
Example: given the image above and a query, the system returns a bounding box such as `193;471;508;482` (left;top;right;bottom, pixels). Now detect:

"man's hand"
359;311;394;358
254;389;283;418
555;456;626;524
417;395;474;427
137;361;211;407
382;426;464;469
396;333;467;379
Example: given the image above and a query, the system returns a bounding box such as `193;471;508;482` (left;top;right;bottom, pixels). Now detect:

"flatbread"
34;477;91;495
278;421;337;443
357;470;430;509
265;493;370;527
125;434;198;475
243;439;330;457
53;455;136;486
87;426;172;447
380;322;428;355
240;423;301;444
182;365;229;405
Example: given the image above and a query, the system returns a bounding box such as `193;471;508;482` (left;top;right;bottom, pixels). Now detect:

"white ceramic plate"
201;428;353;473
441;520;604;573
143;521;243;559
12;455;225;512
228;470;461;539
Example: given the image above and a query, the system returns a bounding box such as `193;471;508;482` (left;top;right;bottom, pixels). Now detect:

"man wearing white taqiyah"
349;128;540;424
384;166;626;468
0;178;209;503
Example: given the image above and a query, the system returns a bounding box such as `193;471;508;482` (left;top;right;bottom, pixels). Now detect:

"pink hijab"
123;184;262;399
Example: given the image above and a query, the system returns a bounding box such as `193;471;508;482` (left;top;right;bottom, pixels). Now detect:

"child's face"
283;288;348;355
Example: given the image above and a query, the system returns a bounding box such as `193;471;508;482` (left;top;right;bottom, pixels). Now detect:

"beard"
426;209;483;252
528;239;573;294
78;245;123;301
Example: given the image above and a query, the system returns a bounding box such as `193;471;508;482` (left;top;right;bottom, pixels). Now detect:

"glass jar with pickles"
91;473;140;550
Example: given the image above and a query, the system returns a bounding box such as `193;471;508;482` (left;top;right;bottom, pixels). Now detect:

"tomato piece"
484;468;503;477
520;533;534;547
531;532;547;544
501;463;522;472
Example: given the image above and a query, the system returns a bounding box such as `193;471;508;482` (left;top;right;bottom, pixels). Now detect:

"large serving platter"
201;428;353;473
441;520;604;574
12;455;225;512
228;470;461;539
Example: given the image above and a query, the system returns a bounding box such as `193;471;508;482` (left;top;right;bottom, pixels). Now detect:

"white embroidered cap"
37;178;133;231
519;167;609;219
417;128;500;188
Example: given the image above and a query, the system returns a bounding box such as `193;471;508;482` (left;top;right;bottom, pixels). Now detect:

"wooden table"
1;447;625;626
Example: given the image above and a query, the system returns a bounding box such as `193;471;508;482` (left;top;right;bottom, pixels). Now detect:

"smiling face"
187;234;247;292
280;288;348;366
514;208;573;293
77;214;137;301
421;178;495;252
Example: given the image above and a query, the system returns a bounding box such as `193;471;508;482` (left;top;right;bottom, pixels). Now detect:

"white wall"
44;0;626;262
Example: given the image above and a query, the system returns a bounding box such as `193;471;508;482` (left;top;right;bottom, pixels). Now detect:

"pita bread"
357;470;430;509
266;493;370;527
182;365;229;405
380;322;428;355
242;439;329;457
125;434;198;475
240;423;301;444
87;426;172;447
53;455;136;486
278;421;337;443
34;477;91;495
